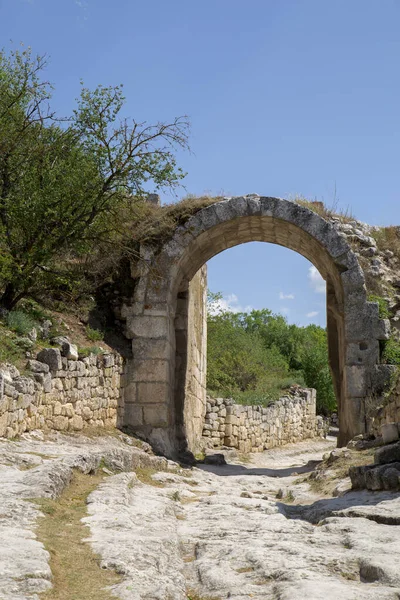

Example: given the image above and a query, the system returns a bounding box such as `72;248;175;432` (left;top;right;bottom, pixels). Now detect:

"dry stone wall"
202;388;324;453
0;349;124;439
371;376;400;436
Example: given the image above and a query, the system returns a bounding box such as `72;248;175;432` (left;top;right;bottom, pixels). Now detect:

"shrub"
78;346;104;358
85;326;104;342
382;337;400;366
6;310;37;336
368;294;390;319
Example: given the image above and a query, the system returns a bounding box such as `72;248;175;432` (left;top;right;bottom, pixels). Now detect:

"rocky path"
0;433;400;600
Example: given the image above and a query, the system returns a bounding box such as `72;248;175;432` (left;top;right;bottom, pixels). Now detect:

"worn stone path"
0;433;400;599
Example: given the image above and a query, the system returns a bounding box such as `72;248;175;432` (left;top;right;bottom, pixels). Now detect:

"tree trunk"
0;282;18;311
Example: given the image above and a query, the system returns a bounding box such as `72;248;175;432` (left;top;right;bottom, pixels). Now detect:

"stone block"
381;423;399;445
27;360;50;374
143;404;168;427
69;415;83;431
137;382;169;404
345;365;367;397
127;315;169;339
375;441;400;465
52;416;68;431
37;348;62;372
129;359;170;383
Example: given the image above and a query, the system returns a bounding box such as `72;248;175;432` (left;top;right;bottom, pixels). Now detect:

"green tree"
0;47;189;309
299;326;336;415
206;293;337;414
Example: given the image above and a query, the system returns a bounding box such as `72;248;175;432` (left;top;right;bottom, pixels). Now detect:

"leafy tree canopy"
0;46;189;309
207;292;336;415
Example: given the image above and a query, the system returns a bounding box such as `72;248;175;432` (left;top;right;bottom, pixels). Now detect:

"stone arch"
123;196;391;456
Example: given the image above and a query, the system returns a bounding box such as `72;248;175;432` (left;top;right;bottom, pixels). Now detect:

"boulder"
203;453;227;466
36;348;62;372
381;422;399;444
51;337;79;361
375;441;400;465
27;360;50;374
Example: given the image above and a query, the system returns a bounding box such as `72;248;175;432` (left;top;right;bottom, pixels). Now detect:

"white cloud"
280;307;290;315
208;293;252;315
306;311;319;318
308;266;326;294
279;292;295;300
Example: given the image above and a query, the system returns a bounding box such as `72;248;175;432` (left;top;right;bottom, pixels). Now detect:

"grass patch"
371;225;400;261
238;453;251;464
186;590;221;600
33;469;121;599
368;294;391;319
305;449;375;496
284;490;295;503
293;195;355;223
78;346;104;358
135;466;165;487
236;566;255;574
6;309;38;336
130;195;222;248
0;322;27;365
85;326;104;342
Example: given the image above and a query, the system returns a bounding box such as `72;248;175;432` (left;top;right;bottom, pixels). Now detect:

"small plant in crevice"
85;325;104;342
368;294;391;319
381;337;400;366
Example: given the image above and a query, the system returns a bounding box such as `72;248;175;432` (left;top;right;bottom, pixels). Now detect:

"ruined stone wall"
201;388;324;453
0;350;124;438
184;266;208;452
371;376;400;435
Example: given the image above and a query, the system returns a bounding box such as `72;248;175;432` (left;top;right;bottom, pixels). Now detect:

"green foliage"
368;294;390;319
0;46;189;310
78;346;104;358
382;337;400;366
85;326;104;342
299;327;336;415
0;324;25;364
6;310;37;336
207;294;336;414
207;310;290;400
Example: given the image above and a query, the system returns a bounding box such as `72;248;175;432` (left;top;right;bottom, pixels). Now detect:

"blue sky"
1;0;399;326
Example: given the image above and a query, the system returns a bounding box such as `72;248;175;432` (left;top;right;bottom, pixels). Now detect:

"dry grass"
371;225;400;261
305;449;375;496
130;195;222;248
236;566;255;574
134;466;166;487
293;195;355;223
186;590;221;600
33;470;121;600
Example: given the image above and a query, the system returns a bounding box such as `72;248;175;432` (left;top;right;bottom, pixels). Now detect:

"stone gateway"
122;196;392;456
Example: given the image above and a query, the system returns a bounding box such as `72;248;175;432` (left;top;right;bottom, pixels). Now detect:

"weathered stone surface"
82;436;400;600
0;348;124;439
201;389;322;453
381;422;399;444
37;348;62;371
123;195;389;452
375;441;400;465
27;359;50;374
0;432;172;599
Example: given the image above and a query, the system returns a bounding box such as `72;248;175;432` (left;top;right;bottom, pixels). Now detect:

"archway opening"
174;242;340;454
126;197;386;458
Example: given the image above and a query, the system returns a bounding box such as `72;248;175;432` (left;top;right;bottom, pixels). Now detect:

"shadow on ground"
278;490;400;525
197;458;322;478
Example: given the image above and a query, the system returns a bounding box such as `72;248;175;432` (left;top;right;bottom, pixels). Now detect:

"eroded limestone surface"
1;433;400;600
